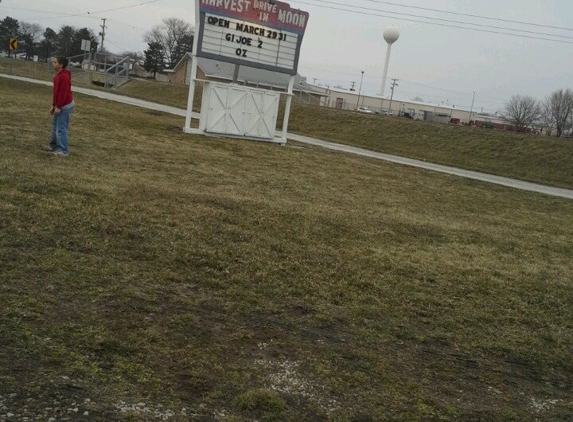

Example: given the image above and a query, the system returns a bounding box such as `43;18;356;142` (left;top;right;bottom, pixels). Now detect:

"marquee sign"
196;0;310;75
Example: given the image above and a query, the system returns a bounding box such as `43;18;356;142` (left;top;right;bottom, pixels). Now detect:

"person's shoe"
52;150;69;157
44;144;57;152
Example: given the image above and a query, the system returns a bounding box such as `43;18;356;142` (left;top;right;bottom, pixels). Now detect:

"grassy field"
2;57;573;190
1;76;573;421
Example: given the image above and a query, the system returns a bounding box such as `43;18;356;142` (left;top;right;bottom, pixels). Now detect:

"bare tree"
20;22;43;59
502;95;541;132
542;89;573;137
144;17;194;69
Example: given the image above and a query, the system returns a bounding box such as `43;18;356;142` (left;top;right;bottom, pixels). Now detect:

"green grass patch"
236;389;286;420
1;77;572;421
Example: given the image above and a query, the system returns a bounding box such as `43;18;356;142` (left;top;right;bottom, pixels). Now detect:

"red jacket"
53;69;73;109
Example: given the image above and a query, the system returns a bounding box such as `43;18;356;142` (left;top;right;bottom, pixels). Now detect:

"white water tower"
380;26;400;97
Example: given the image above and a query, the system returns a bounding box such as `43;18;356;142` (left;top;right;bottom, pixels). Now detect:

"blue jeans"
50;103;74;153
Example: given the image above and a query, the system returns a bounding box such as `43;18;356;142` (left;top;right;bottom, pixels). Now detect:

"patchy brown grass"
286;106;573;189
1;77;572;421
3;58;572;189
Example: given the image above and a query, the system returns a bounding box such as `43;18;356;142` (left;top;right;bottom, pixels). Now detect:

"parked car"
357;106;375;114
377;108;393;116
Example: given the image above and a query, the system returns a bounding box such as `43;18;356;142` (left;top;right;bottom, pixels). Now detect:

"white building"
311;85;482;124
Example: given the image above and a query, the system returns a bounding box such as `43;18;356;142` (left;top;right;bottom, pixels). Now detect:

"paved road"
3;73;572;200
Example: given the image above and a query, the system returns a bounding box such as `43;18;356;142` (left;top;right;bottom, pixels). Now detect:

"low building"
168;53;326;105
313;85;478;124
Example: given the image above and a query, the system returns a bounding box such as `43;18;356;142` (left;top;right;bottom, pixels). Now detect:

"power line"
299;0;573;41
4;0;168;55
1;5;99;20
397;89;501;106
294;0;573;44
86;0;161;17
302;66;509;105
321;0;573;41
362;0;573;32
300;64;526;104
398;80;509;103
2;0;161;21
105;38;132;53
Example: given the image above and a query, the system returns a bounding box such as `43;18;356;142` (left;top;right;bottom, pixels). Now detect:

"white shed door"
202;82;279;140
244;91;280;139
204;85;244;136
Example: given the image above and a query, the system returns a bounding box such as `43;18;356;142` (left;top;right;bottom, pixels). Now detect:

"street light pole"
356;70;364;109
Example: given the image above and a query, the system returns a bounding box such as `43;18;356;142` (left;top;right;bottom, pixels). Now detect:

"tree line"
502;90;573;137
4;14;571;138
1;15;194;76
0;16;99;61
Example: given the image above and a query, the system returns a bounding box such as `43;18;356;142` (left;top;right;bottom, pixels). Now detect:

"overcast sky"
3;0;573;113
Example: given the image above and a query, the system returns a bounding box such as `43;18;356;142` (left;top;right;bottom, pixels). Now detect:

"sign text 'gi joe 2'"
197;0;309;74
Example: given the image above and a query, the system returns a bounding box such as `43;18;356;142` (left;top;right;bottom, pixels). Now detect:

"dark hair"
56;56;69;69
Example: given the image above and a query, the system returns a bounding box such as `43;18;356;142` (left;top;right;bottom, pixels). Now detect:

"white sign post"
80;39;91;52
81;39;93;72
184;0;310;145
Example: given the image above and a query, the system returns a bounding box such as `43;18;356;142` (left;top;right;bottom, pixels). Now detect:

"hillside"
1;74;572;422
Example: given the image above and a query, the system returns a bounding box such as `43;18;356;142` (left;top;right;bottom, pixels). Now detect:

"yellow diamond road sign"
9;38;18;50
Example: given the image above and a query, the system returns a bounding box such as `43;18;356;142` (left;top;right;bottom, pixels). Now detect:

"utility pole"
350;81;356;92
312;78;317;84
99;18;107;52
356;70;364;108
388;78;398;115
469;91;476;125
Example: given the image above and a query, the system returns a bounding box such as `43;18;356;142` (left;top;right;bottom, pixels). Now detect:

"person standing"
46;56;74;156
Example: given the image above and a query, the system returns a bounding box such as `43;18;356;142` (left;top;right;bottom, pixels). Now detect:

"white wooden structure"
184;0;309;145
199;82;280;141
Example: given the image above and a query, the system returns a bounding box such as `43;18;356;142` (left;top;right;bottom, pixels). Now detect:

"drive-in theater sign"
184;0;310;144
198;0;308;74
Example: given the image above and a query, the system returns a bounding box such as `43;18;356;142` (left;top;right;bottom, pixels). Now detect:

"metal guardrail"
69;52;130;88
100;55;130;88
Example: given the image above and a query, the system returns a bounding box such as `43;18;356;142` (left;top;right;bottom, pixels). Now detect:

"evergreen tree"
39;28;57;61
173;33;193;66
0;16;20;57
143;41;165;77
55;25;75;56
72;27;99;61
